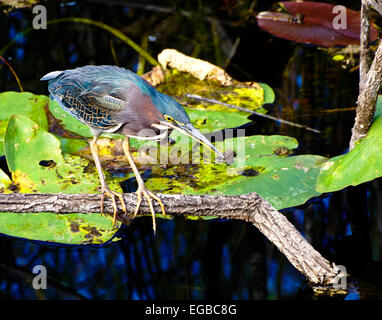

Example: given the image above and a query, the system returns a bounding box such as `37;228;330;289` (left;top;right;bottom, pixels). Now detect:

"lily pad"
217;134;298;168
0;212;118;245
1;114;121;244
0;91;49;156
57;136;89;154
157;69;273;114
316;96;382;193
258;82;276;105
146;134;323;210
48;99;93;138
187;107;249;131
210;155;326;210
257;2;378;47
316;117;382;193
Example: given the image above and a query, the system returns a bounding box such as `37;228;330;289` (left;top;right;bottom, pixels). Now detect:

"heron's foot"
134;185;165;233
100;186;127;227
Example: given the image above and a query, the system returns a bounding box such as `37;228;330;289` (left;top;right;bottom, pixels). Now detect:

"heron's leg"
89;136;127;226
122;136;165;233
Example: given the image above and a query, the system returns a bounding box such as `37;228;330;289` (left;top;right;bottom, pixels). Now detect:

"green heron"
41;65;223;231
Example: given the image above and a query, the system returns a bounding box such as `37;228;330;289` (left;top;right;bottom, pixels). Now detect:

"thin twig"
137;34;149;76
109;39;119;66
0;55;23;92
185;93;321;133
48;18;159;66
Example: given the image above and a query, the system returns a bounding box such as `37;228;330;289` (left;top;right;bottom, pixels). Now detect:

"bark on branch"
0;192;339;286
349;1;382;149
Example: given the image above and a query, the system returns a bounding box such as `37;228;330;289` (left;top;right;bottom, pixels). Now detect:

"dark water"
0;0;381;300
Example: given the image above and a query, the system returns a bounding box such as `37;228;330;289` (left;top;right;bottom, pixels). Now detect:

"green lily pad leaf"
258;82;276;105
0;212;117;245
187;107;249;131
57;136;89;154
316;110;382;193
48;99;93;138
2;114;121;244
146;134;321;210
210;155;326;210
220;87;264;111
157;70;272;115
0;91;49;156
372;95;382;118
216;134;298;168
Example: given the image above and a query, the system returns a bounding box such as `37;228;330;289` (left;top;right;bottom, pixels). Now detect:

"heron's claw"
100;186;127;227
134;185;165;233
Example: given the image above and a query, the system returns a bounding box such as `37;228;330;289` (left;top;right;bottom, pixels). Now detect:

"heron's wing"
42;65;162;133
46;73;128;132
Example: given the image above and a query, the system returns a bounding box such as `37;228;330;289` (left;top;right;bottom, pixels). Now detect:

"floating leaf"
0;91;49;156
146;134;324;210
373;95;382;118
1;114;121;244
0;212;118;245
157;69;272;114
258;82;276;105
57;136;89;154
317;97;382;192
210;155;325;210
187;107;249;131
48;99;92;138
257;2;378;47
221;134;298;168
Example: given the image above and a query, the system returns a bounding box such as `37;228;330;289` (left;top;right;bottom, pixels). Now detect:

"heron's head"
152;95;224;159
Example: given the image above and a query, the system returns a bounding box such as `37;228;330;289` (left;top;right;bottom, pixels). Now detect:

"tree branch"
360;1;371;87
349;1;382;149
0;192;339;286
369;0;382;16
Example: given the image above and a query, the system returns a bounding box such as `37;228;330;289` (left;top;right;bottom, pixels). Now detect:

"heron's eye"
165;115;174;122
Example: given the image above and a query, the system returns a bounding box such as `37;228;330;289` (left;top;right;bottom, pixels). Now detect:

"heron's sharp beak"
163;122;225;160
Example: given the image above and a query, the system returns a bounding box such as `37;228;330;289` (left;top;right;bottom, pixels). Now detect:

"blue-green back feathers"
41;65;191;133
